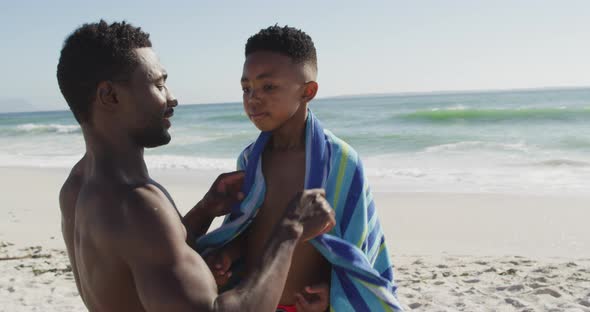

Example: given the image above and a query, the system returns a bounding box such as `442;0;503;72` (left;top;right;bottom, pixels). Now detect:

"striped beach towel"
197;110;402;311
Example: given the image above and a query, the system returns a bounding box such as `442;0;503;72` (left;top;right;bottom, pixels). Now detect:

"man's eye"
263;84;276;91
156;85;165;90
242;87;250;94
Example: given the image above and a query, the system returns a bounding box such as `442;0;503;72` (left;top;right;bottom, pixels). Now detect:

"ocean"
2;88;590;194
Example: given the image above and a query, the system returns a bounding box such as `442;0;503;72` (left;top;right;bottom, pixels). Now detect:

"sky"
0;0;589;112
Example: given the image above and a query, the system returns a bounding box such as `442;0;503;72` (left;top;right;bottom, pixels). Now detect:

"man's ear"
302;81;319;103
95;81;119;112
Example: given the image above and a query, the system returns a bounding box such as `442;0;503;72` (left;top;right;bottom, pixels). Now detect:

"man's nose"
167;91;178;107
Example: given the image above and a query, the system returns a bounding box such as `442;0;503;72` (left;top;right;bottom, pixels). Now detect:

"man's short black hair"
245;25;317;72
57;20;152;124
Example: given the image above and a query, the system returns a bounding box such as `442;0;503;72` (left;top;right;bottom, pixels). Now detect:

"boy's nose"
247;91;261;105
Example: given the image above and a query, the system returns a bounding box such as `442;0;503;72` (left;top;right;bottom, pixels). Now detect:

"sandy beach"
1;167;589;311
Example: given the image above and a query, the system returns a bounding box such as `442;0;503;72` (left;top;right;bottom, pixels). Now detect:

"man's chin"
144;141;169;149
144;136;171;148
135;130;171;148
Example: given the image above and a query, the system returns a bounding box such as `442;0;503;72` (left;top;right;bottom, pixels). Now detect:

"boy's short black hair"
245;25;317;72
57;20;152;124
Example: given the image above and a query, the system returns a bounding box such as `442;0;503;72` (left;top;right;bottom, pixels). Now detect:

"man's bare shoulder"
120;183;184;235
82;181;179;230
91;182;189;257
111;183;219;304
59;160;86;214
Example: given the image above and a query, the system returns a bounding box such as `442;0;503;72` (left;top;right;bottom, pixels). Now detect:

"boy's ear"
302;81;319;103
95;81;119;112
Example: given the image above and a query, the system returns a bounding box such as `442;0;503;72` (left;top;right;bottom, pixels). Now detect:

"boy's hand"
205;249;233;288
199;171;245;218
287;189;335;241
295;283;330;312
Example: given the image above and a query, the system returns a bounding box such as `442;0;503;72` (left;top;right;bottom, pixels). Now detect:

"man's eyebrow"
152;72;168;82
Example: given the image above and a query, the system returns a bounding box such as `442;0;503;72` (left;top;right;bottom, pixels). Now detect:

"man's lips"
163;109;174;128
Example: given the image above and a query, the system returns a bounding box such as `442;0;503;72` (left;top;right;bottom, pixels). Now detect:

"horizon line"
3;85;590;115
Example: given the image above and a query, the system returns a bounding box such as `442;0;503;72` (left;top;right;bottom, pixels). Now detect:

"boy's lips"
249;112;268;120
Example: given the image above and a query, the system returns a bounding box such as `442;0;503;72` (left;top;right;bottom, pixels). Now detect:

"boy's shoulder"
322;127;360;165
236;141;256;170
238;141;256;158
236;122;363;169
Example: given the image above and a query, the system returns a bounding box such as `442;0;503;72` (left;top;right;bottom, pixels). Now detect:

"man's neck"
82;126;149;184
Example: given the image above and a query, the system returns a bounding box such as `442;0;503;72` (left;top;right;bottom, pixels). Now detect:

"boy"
198;25;402;312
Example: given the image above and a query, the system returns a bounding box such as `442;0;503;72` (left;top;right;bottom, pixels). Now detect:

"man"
57;20;335;311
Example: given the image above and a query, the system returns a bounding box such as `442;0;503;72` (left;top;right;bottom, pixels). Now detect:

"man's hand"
295;284;330;312
205;249;233;288
198;171;245;218
286;189;336;241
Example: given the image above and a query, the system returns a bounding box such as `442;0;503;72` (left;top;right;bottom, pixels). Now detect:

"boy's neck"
270;106;308;151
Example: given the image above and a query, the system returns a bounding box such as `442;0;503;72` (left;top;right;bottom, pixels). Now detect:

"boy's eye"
263;84;276;91
156;84;165;91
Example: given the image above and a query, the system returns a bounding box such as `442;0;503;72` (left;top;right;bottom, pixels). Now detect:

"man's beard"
133;120;171;148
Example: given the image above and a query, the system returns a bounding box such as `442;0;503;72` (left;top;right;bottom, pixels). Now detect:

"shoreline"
2;166;590;258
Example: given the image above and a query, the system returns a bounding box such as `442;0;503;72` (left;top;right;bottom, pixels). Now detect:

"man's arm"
205;229;248;287
120;185;333;312
183;171;245;240
182;200;216;242
58;173;85;304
